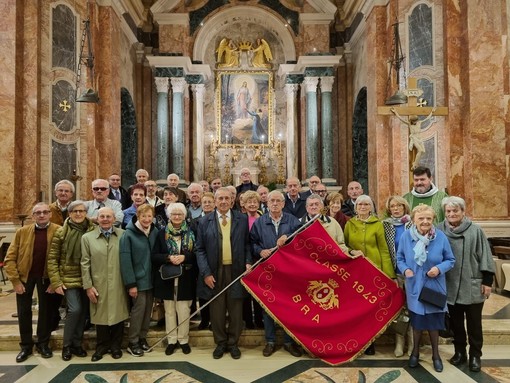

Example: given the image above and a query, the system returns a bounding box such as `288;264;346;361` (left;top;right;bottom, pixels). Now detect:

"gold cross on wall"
59;100;71;112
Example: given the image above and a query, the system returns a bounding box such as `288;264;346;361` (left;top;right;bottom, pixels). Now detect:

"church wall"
0;0;20;222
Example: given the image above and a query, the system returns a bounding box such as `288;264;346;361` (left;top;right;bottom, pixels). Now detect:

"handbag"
418;277;447;308
159;263;182;280
150;300;165;322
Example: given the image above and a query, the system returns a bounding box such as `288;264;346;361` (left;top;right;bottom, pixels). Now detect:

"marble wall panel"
52;4;76;71
352;88;368;193
301;24;330;54
408;3;433;71
159;25;189;55
51;140;77;195
52;80;75;132
121;88;137;187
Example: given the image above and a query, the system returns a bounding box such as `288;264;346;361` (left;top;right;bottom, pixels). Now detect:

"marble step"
1;319;509;352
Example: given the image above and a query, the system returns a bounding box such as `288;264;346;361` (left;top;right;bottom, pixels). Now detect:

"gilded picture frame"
216;70;273;146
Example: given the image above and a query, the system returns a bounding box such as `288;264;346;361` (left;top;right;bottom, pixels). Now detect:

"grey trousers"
128;289;153;344
63;288;87;348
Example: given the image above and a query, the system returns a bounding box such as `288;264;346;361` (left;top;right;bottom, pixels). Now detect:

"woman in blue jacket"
396;204;455;373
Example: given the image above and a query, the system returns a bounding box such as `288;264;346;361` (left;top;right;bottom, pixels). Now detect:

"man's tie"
221;214;227;226
98;202;105;209
114;189;120;201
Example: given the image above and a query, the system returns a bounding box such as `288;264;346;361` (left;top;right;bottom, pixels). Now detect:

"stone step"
1;319;509;352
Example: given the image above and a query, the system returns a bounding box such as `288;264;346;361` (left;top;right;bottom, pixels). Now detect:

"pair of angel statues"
216;38;272;68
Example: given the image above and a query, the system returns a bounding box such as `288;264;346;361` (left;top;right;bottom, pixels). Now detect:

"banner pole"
147;214;320;352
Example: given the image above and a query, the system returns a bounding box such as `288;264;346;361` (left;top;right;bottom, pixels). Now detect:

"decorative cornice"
153;13;189;26
307;0;338;14
278;55;342;78
146;56;212;81
150;0;180;14
300;13;335;25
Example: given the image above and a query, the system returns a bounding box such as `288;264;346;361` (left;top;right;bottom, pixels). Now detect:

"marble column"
285;84;299;178
155;77;170;180
320;76;335;180
191;84;205;182
303;76;319;178
171;77;187;178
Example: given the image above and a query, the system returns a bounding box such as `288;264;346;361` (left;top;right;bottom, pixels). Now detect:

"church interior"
1;0;510;381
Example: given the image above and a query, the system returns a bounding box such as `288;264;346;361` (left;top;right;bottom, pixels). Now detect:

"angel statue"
251;38;273;68
216;38;239;68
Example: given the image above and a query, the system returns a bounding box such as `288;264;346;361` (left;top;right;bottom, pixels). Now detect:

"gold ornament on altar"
216;38;239;68
216;38;273;69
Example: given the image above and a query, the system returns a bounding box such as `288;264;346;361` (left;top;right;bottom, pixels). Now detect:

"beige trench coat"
80;227;129;325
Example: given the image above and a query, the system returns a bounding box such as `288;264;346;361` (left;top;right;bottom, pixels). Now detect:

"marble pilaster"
303;76;319;178
191;84;205;182
320;76;335;179
155;77;170;180
285;84;299;178
0;0;18;221
444;0;507;218
92;5;122;188
171;77;187;179
365;5;393;210
19;1;41;215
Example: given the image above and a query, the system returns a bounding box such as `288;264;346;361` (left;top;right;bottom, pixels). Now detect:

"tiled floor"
1;280;509;383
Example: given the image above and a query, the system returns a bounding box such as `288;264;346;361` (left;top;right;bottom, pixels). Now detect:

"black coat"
151;227;197;301
195;210;252;300
109;186;131;210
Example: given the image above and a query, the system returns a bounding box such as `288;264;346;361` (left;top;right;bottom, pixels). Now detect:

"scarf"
135;220;151;237
410;224;436;266
65;218;93;264
411;182;438;198
165;221;195;257
384;214;411;226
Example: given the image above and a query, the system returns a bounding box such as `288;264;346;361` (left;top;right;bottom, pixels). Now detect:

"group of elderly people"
5;175;495;372
345;192;495;373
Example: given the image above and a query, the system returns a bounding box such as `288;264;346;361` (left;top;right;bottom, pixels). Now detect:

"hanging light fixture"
76;2;99;103
384;5;407;106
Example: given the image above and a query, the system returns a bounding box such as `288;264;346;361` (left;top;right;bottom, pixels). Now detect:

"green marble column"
154;77;169;180
303;76;319;177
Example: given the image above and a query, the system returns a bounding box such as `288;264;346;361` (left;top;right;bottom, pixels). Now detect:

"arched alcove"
120;88;137;187
352;87;368;193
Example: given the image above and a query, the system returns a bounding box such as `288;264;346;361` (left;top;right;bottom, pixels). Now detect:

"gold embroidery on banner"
306;279;340;310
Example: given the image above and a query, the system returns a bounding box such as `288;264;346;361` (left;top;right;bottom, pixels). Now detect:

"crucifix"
378;77;448;172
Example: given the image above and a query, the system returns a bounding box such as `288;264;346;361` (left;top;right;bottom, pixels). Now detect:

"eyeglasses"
146;184;157;188
170;213;184;217
70;209;86;214
92;187;108;191
33;210;51;215
315;190;327;193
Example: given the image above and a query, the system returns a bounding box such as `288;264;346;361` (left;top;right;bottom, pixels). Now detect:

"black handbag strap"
423;275;446;294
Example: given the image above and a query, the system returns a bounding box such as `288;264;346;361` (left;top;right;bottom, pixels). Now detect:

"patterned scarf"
409;224;436;266
384;214;411;226
165;221;195;256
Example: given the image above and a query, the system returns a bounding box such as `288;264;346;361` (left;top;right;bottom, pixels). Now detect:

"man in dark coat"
196;187;252;360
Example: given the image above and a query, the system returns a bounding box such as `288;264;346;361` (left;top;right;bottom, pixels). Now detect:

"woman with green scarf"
47;200;95;361
152;202;197;356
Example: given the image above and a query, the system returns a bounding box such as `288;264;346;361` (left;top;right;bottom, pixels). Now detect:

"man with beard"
403;166;448;224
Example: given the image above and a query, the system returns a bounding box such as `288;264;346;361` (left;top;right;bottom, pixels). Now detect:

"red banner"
242;220;405;365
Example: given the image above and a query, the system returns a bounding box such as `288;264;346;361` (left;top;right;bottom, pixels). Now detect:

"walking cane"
147;214;320;352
